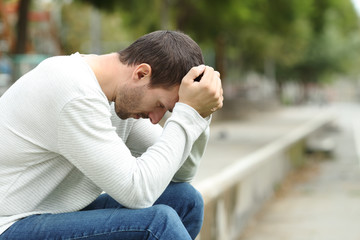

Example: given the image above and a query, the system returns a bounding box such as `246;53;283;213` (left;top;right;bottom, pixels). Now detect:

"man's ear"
133;63;152;81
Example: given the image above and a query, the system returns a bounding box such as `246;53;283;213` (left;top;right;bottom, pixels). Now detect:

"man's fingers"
179;65;224;118
203;69;223;114
183;65;206;83
199;66;215;84
214;76;224;111
215;71;220;78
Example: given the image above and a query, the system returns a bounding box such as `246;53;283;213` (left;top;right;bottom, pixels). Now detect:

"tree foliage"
76;0;360;89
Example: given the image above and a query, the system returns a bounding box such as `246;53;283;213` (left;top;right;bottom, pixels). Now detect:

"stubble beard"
115;84;148;120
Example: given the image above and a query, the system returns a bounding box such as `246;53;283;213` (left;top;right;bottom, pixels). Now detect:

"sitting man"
0;30;223;239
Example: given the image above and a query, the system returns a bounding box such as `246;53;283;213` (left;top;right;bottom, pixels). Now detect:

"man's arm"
122;112;210;183
109;104;163;158
58;98;209;209
123;65;222;182
58;65;222;209
172;124;210;182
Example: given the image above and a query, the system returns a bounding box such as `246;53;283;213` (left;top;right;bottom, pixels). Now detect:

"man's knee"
169;183;204;239
173;182;204;210
150;204;192;238
152;204;179;220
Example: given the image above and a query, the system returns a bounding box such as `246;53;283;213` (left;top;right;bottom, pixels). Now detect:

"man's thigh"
82;181;203;239
0;182;201;240
0;205;191;240
84;181;203;214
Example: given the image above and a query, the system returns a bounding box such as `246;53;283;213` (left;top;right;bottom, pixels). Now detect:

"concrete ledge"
195;109;336;240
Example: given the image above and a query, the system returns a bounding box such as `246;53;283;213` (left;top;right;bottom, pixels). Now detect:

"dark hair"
118;30;204;88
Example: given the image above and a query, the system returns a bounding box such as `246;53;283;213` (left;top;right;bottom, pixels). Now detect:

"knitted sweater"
0;53;210;234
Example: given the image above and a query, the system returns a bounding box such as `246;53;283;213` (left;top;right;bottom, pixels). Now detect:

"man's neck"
83;53;133;102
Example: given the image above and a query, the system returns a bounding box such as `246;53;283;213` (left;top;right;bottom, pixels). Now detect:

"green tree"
79;0;172;35
77;0;360;101
61;0;132;54
282;0;360;101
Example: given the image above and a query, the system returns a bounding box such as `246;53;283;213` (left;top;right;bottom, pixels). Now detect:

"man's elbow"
118;189;158;209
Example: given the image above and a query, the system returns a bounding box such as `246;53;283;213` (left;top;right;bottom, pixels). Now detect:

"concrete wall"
195;111;335;240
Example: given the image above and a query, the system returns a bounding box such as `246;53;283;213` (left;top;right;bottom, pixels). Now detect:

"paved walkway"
237;102;360;240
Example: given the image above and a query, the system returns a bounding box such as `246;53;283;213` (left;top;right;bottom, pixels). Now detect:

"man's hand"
179;65;224;118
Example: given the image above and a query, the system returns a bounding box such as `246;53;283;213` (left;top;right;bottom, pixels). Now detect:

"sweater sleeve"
172;122;210;182
124;106;211;183
57;98;209;209
124;119;163;157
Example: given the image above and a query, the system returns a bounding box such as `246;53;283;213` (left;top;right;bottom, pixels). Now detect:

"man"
0;30;223;239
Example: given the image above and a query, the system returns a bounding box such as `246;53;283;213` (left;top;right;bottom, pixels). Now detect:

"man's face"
114;83;179;124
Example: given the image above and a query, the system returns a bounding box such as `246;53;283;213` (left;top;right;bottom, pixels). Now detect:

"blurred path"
194;105;335;184
238;102;360;240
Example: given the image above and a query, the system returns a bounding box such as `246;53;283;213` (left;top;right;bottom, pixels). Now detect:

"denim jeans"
0;182;204;240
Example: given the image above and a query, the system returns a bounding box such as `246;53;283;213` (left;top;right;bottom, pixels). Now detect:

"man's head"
118;30;204;89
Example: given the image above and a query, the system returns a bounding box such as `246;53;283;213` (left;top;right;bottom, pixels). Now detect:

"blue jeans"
0;182;204;240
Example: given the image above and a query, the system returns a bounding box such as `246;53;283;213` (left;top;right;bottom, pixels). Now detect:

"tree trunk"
276;78;283;102
215;35;226;82
14;0;31;54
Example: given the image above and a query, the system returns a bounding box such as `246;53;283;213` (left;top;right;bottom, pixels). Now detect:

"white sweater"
0;53;210;234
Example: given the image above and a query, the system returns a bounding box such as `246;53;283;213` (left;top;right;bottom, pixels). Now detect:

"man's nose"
149;108;167;124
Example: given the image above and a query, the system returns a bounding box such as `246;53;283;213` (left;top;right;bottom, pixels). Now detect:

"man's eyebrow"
164;103;173;113
168;96;179;113
159;102;173;113
168;102;177;113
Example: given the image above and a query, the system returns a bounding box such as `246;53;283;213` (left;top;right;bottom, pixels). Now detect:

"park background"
1;1;360;240
1;0;360;108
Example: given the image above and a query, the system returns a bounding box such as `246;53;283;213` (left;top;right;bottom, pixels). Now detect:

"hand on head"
179;65;224;118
